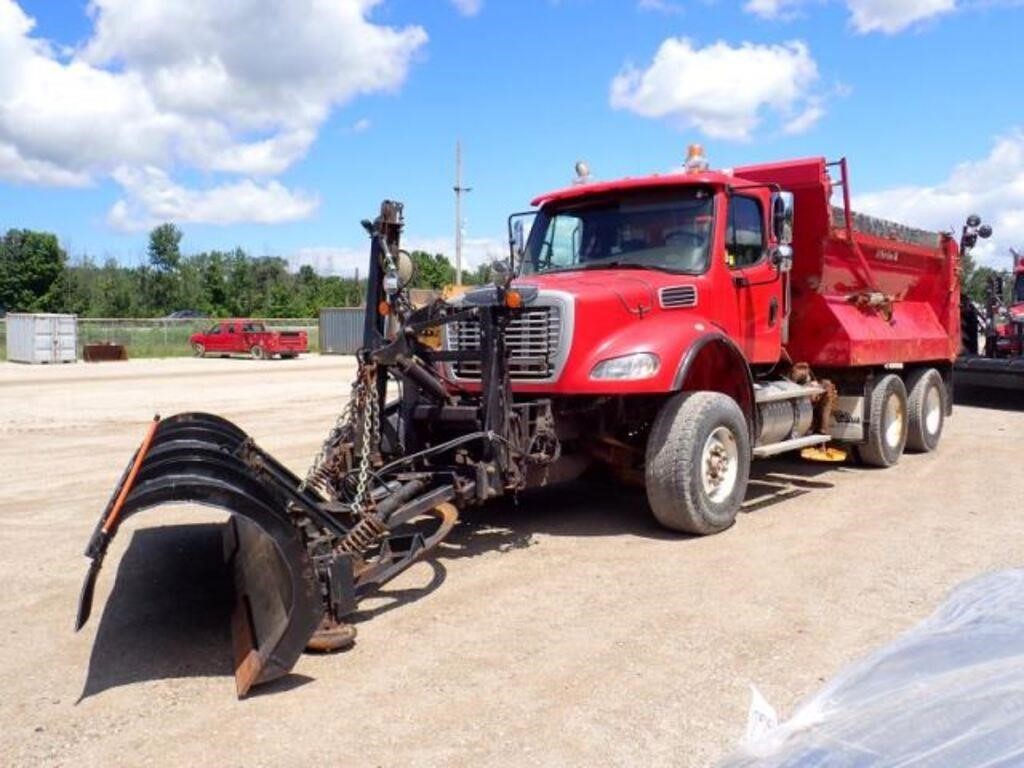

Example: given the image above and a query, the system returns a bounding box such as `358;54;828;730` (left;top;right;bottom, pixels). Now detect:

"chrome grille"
659;285;698;309
449;306;562;380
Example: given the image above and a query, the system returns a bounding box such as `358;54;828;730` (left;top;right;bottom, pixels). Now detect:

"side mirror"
491;258;513;288
395;249;414;288
961;214;993;252
507;212;535;272
771;244;794;273
513;220;525;256
771;191;795;245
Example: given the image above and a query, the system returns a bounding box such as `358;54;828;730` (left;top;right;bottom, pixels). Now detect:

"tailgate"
276;330;308;351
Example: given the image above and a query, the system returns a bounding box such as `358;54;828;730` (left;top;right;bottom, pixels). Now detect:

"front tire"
855;374;908;467
250;345;266;360
645;392;751;535
905;368;945;452
191;342;205;357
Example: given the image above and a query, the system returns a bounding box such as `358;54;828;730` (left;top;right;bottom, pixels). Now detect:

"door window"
727;197;765;268
537;213;582;271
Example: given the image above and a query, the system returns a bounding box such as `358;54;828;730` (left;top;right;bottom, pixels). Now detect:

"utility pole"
454;140;472;285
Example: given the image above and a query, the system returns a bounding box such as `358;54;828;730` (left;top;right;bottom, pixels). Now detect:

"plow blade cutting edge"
75;413;324;697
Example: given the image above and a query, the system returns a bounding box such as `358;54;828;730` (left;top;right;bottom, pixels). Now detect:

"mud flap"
75;413;326;697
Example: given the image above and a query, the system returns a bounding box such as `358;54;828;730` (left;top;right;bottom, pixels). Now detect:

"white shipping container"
5;313;78;364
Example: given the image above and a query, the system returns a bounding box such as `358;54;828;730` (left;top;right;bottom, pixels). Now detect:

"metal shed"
5;313;78;364
319;308;365;355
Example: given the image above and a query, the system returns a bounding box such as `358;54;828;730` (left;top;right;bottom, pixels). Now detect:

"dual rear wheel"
855;369;946;467
644;367;947;535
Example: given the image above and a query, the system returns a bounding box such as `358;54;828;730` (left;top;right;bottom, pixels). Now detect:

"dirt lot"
0;356;1021;767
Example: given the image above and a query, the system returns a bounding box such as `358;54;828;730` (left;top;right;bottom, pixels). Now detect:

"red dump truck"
78;151;977;696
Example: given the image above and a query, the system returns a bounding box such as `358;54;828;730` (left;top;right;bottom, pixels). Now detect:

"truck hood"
498;269;715;394
514;269;680;317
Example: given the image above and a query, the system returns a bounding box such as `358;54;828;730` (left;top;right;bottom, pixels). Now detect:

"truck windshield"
522;189;714;276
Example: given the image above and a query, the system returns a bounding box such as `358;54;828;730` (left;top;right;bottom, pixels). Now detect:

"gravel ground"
0;356;1021;767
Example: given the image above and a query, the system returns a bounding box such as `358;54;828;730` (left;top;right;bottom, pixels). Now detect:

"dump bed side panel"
734;158;959;369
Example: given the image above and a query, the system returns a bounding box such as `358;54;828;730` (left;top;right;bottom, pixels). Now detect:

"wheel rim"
192;343;204;357
701;426;739;503
884;392;905;449
924;385;942;435
252;346;263;359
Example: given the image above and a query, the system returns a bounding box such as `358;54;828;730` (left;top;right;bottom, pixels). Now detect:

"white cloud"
846;0;955;33
609;38;821;140
287;235;506;278
782;103;825;134
743;0;957;33
352;118;372;133
855;130;1024;267
638;0;684;14
405;235;507;270
743;0;806;19
288;246;368;276
450;0;483;16
0;0;426;225
108;167;319;231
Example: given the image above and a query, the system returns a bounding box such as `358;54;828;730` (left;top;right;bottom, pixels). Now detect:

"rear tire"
855;374;908;467
191;342;205;357
250;345;266;360
645;391;750;535
905;368;945;452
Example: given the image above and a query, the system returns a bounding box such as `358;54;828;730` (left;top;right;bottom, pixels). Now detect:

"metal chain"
303;241;393;500
301;357;378;501
350;365;379;513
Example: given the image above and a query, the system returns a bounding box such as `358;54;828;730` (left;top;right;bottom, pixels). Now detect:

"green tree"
148;223;183;271
409;251;455;289
962;249;1012;306
468;262;494;285
145;223;184;313
8;233;371;319
0;229;67;312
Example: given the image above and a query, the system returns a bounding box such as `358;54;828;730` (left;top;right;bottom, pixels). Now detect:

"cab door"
204;322;228;352
726;195;782;364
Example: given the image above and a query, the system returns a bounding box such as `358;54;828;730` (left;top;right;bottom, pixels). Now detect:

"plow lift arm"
75;200;560;697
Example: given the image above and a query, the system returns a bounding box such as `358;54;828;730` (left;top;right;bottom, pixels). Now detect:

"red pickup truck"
189;320;308;359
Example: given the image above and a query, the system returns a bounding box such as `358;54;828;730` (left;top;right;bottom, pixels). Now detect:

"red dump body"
735;158;960;368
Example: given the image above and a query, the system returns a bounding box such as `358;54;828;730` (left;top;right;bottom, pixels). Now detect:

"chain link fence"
0;317;319;360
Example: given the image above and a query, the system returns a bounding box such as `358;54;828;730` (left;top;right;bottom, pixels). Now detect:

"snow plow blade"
954;355;1024;392
75;413;324;697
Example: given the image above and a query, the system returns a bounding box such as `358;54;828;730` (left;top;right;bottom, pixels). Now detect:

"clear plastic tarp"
724;569;1024;767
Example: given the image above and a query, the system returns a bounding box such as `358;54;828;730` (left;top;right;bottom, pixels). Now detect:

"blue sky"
0;0;1021;270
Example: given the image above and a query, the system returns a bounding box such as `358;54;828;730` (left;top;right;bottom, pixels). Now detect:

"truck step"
754;383;824;404
753;434;830;459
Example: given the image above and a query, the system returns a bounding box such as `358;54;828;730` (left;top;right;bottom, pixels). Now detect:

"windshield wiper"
579;261;677;273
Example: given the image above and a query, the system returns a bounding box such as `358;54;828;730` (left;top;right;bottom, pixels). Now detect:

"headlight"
590;352;660;380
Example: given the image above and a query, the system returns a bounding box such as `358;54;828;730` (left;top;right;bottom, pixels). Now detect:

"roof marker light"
573;160;591;185
684;144;709;174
